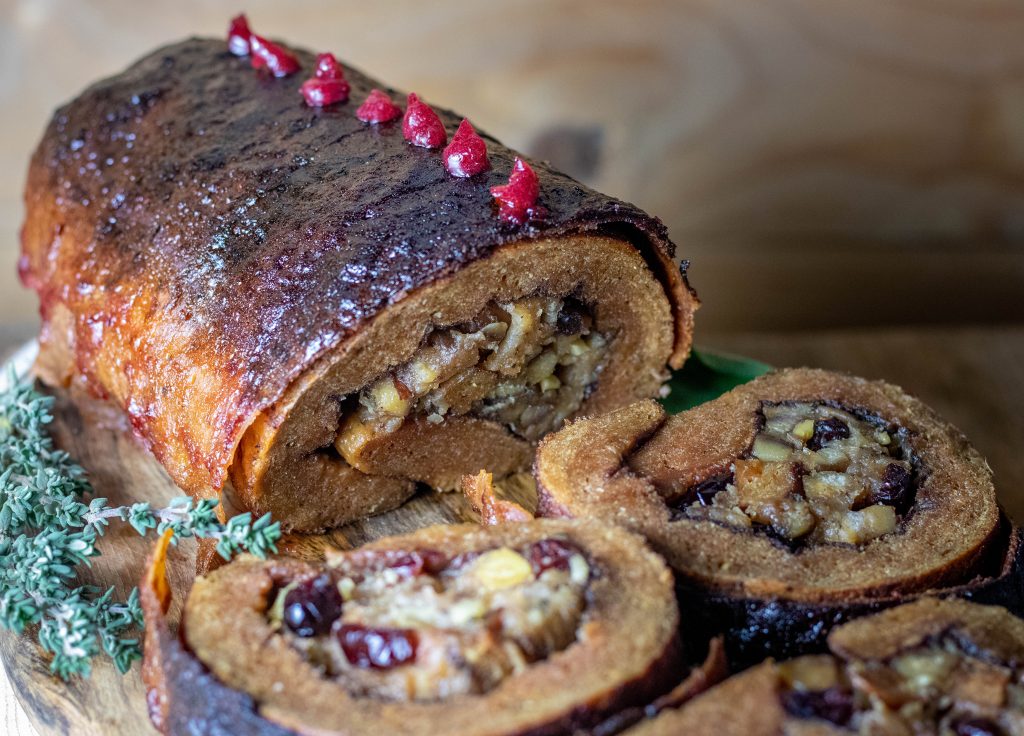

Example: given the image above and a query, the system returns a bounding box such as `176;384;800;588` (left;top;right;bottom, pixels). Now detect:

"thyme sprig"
0;367;280;679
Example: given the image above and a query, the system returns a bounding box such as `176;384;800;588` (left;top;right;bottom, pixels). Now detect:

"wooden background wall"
1;0;1022;333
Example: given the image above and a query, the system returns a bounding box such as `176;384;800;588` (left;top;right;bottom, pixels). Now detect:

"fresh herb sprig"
0;367;280;679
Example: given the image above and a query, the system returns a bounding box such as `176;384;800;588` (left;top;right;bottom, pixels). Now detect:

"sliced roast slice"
535;368;1018;663
143;520;690;735
625;598;1024;736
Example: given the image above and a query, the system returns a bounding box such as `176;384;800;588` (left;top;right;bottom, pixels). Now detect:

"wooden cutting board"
0;357;538;735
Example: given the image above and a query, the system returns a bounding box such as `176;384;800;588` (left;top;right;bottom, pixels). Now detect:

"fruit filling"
335;296;608;464
679;402;916;545
777;640;1024;734
268;539;592;701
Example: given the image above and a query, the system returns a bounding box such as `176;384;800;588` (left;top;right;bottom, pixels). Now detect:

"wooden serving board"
0;355;537;736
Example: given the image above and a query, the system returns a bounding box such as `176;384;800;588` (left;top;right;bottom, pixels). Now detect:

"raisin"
953;717;1005;736
402;93;447;149
337;624;418;669
490;157;540;225
687;477;730;507
807;416;851;450
443;119;490;177
555;297;587;335
282;575;343;637
781;688;854;726
875;462;912;508
356;89;402;124
526;538;582;575
381;549;449;577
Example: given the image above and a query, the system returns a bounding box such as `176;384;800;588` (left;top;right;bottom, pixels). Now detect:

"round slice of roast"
535;368;1021;662
626;598;1024;735
142;520;688;735
21;35;697;531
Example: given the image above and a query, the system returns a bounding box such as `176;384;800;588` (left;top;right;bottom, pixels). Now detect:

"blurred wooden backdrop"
1;0;1023;333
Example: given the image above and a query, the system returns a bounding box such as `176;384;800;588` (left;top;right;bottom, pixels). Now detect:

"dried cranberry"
403;93;447;148
782;688;854;726
356;89;402;124
490;157;540;225
227;14;252;57
807;416;851;451
874;462;912;508
337;624;418;669
526;538;581;575
282;575;343;638
443;119;491;177
249;34;301;78
953;717;1005;736
382;549;449;577
300;78;350;107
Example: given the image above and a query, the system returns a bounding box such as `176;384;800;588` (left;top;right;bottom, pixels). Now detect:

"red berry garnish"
443;119;490;178
490;157;540;224
227;14;252;56
249;34;301;77
299;52;350;107
402;93;447;149
526;538;582;575
282;575;343;638
314;52;344;81
336;624;418;669
300;78;350;107
356;89;402;124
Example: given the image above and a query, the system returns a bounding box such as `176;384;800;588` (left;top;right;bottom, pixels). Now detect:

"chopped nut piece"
751;436;795;462
471;548;535;590
832;504;897;545
793;419;815;441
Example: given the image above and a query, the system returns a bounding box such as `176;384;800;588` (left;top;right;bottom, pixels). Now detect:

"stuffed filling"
677;402;917;546
268;537;592;702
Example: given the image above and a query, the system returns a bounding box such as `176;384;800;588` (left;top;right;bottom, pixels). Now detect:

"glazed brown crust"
535;368;1001;601
156;520;683;736
21;37;696;523
626;598;1024;736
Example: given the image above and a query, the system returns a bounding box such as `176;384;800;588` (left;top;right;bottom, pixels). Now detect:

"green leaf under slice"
660;348;772;414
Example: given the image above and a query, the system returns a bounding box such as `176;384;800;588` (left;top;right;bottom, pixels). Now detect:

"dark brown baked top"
21;37;694;497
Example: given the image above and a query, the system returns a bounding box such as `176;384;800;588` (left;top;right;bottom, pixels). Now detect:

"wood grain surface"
2;325;1024;734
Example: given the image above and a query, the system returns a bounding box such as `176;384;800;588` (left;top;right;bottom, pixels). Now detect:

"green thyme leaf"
0;368;281;680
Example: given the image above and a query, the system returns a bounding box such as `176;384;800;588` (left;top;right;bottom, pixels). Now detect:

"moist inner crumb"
335;296;609;464
269;539;591;702
679;402;917;546
778;636;1024;733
